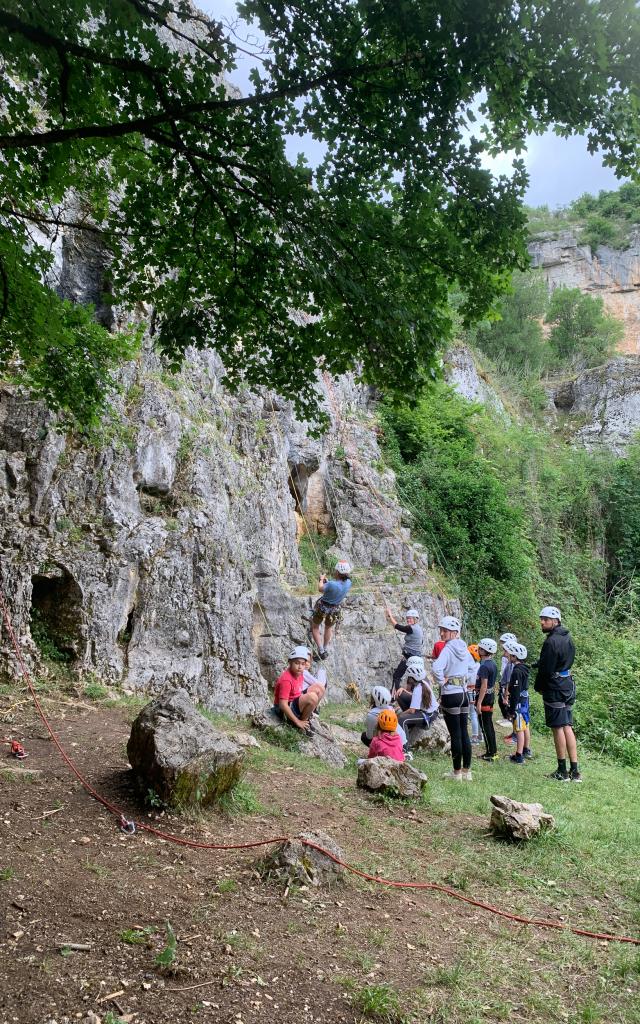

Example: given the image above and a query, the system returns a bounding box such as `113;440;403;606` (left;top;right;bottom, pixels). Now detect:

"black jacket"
534;626;575;693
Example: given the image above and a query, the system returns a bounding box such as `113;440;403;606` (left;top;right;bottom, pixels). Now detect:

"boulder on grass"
258;829;345;887
357;756;427;798
127;688;244;808
489;794;555;841
409;716;451;754
252;708;347;768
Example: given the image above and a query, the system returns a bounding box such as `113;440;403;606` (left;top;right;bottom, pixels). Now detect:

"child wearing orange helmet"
367;708;405;763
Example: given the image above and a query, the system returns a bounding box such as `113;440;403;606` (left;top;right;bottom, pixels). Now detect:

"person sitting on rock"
393;656;426;710
302;654;327;709
273;646;320;732
367;708;405;763
396;661;439;748
385;606;424;695
311;560;352;659
361;685;407;751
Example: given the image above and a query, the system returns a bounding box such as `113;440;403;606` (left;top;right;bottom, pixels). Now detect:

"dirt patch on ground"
1;697;639;1024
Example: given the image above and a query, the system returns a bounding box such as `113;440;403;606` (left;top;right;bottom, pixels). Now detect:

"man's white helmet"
405;608;420;619
406;662;427;681
504;639;528;659
406;656;425;670
438;615;461;631
499;632;517;644
540;606;561;621
335;560;352;575
288;645;310;661
371;685;392;707
477;638;497;655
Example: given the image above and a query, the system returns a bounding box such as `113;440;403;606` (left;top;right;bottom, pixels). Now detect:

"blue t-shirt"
475;658;498;697
321;578;352;606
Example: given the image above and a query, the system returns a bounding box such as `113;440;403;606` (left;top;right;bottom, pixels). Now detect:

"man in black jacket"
534;606;581;782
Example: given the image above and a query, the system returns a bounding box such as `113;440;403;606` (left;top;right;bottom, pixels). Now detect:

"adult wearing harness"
534;606;581;783
432;615;475;781
385;606;424;695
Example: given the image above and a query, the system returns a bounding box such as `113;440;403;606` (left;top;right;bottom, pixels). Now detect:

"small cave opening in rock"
30;568;84;663
118;607;136;646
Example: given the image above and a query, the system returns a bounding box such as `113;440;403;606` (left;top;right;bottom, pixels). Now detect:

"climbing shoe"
569;769;583;783
318;649;329;660
546;769;570;782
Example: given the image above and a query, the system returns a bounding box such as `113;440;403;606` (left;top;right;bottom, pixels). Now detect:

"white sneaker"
461;770;473;782
442;770;463;781
404;751;414;762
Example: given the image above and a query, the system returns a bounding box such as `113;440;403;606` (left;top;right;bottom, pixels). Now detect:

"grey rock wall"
528;231;640;355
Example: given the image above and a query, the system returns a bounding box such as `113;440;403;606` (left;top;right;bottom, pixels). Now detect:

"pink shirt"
368;732;405;762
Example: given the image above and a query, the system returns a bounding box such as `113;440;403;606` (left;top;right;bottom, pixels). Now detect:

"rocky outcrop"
489;794;555;841
357;756;427;798
252;709;348;768
551;356;640;453
528;232;640;355
257;830;346;887
127;688;245;807
444;345;507;417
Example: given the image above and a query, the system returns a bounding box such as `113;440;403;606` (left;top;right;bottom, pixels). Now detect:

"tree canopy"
1;0;640;424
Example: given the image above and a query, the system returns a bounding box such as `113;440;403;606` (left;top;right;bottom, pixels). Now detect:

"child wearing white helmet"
273;646;320;732
311;560;353;659
474;638;499;762
361;685;408;751
384;605;424;696
395;659;439;749
431;616;475;781
503;641;532;765
498;632;517;729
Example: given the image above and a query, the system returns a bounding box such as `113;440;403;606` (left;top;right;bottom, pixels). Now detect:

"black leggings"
481;708;497;756
441;691;471;771
391;658;407;692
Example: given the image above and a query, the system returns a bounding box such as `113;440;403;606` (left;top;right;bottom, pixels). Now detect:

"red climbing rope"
1;589;639;946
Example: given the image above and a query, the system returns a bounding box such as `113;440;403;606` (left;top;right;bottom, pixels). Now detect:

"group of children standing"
271;561;534;779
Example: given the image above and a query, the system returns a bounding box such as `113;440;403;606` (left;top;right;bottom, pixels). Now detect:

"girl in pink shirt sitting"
368;708;405;762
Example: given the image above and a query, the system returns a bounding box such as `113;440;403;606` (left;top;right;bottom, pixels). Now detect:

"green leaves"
1;1;639;424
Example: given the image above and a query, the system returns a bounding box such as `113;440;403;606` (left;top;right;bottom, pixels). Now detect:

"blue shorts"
514;709;530;732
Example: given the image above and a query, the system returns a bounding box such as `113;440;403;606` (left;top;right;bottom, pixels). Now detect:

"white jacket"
432;639;475;693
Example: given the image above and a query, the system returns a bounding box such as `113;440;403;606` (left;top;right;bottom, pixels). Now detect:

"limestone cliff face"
528;232;640;355
0;255;455;713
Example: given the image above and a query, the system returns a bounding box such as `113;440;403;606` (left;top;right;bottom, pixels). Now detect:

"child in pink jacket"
368;707;405;762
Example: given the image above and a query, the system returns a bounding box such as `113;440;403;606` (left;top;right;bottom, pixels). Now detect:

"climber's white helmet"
288;645;310;661
499;632;517;644
371;685;392;708
540;606;561;621
505;641;528;661
477;637;497;655
406;656;425;670
406;662;427;681
438;615;461;632
335;560;352;575
405;608;420;619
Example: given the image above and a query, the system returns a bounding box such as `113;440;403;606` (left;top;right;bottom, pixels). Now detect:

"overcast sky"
205;0;625;210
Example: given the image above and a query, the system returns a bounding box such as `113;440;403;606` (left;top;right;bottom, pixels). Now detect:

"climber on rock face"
273;646;320;732
385;605;424;695
311;560;352;659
